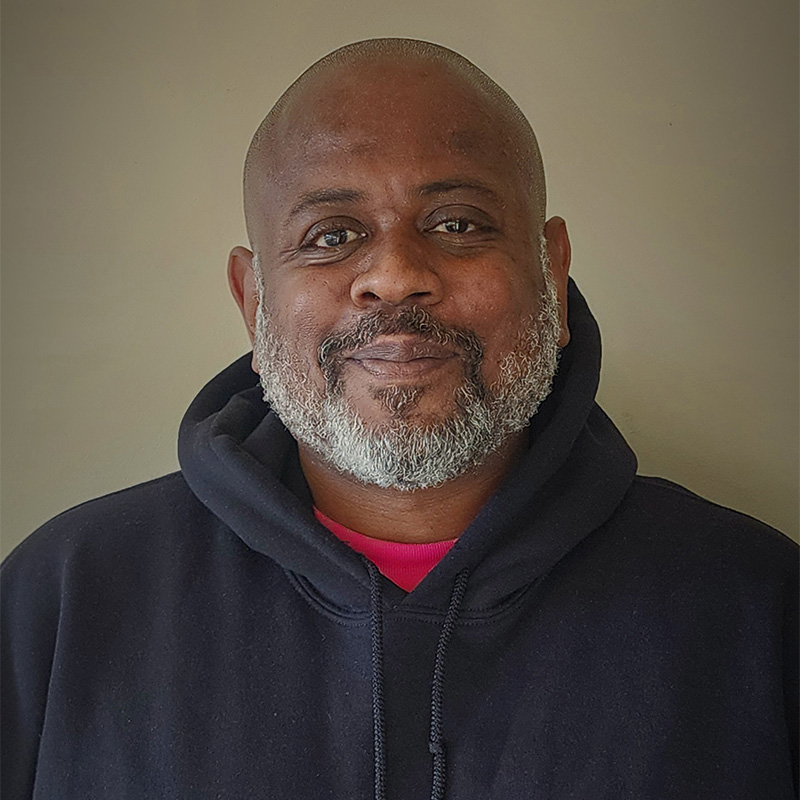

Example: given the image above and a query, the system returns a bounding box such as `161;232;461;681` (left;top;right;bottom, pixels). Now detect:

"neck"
298;430;527;543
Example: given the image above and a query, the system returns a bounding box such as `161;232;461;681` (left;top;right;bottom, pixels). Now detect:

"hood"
178;279;637;612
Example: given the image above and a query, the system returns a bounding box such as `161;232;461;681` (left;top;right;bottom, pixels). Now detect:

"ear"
543;216;572;347
227;246;260;370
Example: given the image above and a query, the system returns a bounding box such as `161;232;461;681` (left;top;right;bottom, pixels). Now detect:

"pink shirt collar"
314;508;457;592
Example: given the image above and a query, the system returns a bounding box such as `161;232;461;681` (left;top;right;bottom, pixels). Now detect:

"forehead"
259;60;526;207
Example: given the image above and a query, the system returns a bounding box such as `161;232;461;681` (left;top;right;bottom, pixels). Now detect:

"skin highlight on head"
228;38;572;542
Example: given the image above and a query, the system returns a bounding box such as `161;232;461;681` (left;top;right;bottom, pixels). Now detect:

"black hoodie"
2;281;797;799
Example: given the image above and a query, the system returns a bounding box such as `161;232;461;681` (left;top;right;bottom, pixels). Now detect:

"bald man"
2;39;797;800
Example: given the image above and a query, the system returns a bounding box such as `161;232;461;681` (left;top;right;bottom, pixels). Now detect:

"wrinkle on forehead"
282;124;504;166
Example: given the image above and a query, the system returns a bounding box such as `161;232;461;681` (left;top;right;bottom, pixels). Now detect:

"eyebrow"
417;179;501;205
289;188;365;218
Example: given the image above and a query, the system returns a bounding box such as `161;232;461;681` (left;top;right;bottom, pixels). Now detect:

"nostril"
350;255;444;308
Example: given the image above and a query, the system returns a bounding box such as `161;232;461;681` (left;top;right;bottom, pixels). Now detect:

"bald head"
243;38;547;249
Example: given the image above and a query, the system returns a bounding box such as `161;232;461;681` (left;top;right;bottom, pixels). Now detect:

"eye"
431;218;476;235
311;228;363;248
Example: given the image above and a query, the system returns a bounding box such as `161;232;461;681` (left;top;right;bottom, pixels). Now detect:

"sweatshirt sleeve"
1;529;65;799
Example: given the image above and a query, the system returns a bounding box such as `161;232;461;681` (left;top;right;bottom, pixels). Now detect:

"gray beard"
252;237;561;490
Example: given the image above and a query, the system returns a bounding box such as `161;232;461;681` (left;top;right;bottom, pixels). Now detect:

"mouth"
346;338;458;379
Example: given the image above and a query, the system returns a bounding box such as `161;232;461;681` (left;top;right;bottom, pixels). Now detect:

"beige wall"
2;0;797;556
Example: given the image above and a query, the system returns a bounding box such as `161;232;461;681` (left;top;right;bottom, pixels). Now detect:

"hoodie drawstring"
428;568;469;800
365;560;470;800
366;561;387;800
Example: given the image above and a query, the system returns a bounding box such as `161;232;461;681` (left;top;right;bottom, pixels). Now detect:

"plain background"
1;0;798;557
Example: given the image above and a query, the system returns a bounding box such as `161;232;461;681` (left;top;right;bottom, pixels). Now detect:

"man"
2;38;797;800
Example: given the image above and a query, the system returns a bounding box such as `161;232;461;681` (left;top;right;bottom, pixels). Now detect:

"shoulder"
624;475;795;548
1;472;218;592
610;475;797;591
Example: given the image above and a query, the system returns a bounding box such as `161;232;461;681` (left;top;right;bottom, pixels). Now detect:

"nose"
350;235;444;308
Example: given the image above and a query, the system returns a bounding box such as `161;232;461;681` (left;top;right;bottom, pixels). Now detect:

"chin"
353;382;467;426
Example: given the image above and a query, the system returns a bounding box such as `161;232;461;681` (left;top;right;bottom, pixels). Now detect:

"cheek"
449;262;540;365
268;274;343;363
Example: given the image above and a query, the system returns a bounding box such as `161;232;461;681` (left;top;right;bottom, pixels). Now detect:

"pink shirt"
314;508;457;592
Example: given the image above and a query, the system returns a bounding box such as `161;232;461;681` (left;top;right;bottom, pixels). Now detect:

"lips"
349;339;457;362
317;308;484;391
347;338;457;378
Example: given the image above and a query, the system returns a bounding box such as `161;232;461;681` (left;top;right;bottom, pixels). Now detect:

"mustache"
317;306;484;391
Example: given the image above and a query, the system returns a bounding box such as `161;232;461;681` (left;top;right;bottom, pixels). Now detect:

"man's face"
244;61;569;488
